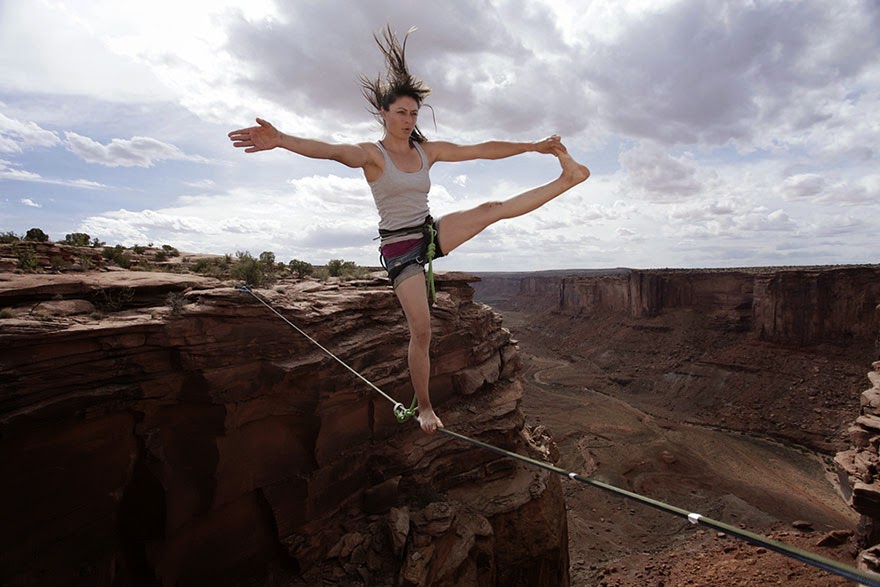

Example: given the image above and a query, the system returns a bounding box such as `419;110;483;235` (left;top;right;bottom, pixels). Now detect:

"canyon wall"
475;266;880;345
0;270;568;586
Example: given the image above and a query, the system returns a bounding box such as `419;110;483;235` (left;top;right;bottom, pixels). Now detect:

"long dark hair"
360;25;431;143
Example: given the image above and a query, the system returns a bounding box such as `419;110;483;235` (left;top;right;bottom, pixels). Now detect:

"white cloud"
578;0;880;153
20;198;41;208
184;179;216;189
780;172;879;206
0;111;61;153
78;176;381;263
0;1;173;102
64;132;208;168
618;142;717;202
0;159;106;189
1;0;877;270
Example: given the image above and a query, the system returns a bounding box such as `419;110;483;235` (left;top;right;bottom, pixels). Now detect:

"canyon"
472;265;880;585
1;250;879;586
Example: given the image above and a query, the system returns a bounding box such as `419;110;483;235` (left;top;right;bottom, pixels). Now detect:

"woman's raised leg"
437;146;589;255
394;271;444;433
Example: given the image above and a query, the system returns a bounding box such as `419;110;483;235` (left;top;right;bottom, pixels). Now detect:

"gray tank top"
369;141;431;244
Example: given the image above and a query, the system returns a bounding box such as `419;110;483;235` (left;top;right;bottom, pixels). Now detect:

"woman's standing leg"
394;271;444;433
438;147;589;255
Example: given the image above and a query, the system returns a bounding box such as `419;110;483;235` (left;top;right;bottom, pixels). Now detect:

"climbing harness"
236;284;880;587
378;216;439;303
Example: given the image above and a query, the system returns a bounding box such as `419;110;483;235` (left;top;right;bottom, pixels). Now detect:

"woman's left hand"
532;134;563;154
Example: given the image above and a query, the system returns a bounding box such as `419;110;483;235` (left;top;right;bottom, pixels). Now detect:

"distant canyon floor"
475;299;867;587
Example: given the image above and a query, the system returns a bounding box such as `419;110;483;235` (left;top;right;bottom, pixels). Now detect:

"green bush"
63;233;91;247
93;286;135;312
192;259;212;273
1;231;21;243
103;245;132;269
192;257;230;279
289;259;314;278
78;255;94;271
25;227;49;242
230;251;275;287
259;251;275;268
49;256;68;272
326;259;369;280
327;259;353;277
166;291;186;315
13;243;38;272
161;244;180;257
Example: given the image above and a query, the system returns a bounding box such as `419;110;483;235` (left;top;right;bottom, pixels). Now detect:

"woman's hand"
228;118;283;153
531;134;563;154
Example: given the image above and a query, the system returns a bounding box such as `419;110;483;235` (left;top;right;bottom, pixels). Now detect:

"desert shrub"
94;286;135;312
259;251;276;269
12;243;38;272
25;227;49;242
166;291;186;315
192;258;228;279
230;251;275;287
133;244;146;254
154;250;168;262
288;259;314;278
192;258;212;273
161;244;180;257
103;245;132;269
49;256;68;272
0;231;20;243
327;259;353;277
0;308;15;319
326;259;370;280
63;233;91;247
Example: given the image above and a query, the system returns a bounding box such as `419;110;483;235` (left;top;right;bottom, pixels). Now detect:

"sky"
1;0;878;271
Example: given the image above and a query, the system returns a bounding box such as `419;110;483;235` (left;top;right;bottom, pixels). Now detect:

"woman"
229;27;589;434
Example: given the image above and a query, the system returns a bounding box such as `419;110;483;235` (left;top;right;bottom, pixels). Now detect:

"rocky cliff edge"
0;269;568;586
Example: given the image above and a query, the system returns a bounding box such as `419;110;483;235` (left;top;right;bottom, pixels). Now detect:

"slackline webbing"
438;428;880;587
235;284;880;586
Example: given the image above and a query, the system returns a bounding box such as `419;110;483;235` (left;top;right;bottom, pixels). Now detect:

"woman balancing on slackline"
228;27;590;434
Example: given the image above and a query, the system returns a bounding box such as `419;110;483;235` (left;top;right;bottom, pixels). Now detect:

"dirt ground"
488;305;869;586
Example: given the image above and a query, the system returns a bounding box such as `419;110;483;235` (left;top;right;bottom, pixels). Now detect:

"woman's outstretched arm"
424;135;562;164
228;118;373;170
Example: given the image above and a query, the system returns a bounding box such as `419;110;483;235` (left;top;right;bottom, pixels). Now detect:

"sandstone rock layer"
0;271;568;586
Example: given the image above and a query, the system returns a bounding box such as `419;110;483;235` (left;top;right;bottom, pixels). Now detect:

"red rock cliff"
0;270;568;586
835;361;880;574
476;266;880;344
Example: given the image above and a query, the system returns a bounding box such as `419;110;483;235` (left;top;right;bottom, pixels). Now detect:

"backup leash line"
236;284;879;586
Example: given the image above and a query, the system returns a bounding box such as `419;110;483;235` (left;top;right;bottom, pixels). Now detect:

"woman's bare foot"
552;143;590;186
417;407;444;434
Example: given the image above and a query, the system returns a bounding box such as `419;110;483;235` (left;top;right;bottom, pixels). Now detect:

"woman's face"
381;95;419;139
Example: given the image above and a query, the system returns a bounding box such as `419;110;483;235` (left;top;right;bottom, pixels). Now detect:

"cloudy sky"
1;0;877;271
